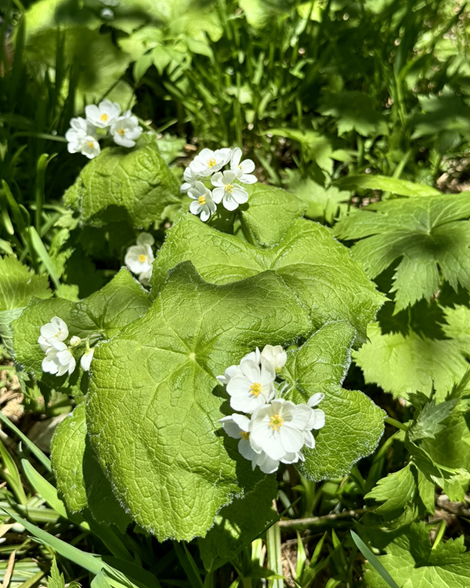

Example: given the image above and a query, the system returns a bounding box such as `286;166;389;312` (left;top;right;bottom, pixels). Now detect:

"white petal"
280;424;305;454
219;416;242;439
222;195;239;211
307;393;325;408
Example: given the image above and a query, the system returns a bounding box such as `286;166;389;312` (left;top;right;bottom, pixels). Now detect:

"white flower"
80;348;95;371
230;148;257;184
79;136;101;159
85;99;121;129
39;317;68;348
188;181;216;222
125;243;154;276
219;413;299;474
65;118;100;159
226;359;276;413
216;364;240;386
181;166;200;193
100;7;114;19
250;399;325;461
241;347;261;364
136;232;155;247
69;336;82;347
42;342;76;377
111;110;142;148
190;148;231;177
261;345;287;373
211;170;249;211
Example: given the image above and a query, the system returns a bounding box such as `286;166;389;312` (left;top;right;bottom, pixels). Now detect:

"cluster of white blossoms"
181;147;257;222
124;233;155;286
38;317;96;377
219;345;325;474
65;99;143;159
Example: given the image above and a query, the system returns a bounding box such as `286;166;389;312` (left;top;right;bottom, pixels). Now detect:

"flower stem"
385;416;408;431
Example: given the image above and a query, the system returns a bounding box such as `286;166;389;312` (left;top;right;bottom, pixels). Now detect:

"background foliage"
2;0;470;587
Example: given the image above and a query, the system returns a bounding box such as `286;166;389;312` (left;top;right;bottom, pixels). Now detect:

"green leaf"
353;323;468;400
51;403;131;531
287;177;350;224
198;476;278;571
411;88;470;140
281;321;385;480
64;135;180;230
335;194;470;311
408;399;458;441
318;91;386;137
351;531;400;588
0;256;52;354
12;269;151;392
87;263;313;541
364;523;470;588
239;184;306;246
268;129;334;173
47;559;65;588
443;305;470;354
150;214;384;344
333;175;441;198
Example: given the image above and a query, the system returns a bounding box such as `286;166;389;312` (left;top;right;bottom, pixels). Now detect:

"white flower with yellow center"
125;238;154;278
250;398;325;462
42;342;76;377
261;345;287;373
80;347;95;371
188;181;217;222
219;413;300;473
110;110;142;148
38;317;69;351
190;148;231;177
80;136;101;159
211;170;249;211
226;359;276;413
230;147;257;184
85;99;121;129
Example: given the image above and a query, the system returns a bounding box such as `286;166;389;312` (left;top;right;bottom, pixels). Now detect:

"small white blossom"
181;166;200;193
100;7;114;19
261;345;287;373
80;136;101;159
211;170;249;211
111;110;142;148
80;348;95;371
125;243;154;276
39;317;69;347
230;147;257;184
188;181;216;222
219;413;299;474
136;232;155;247
42;342;76;377
250;398;325;462
226;359;276;413
65;118;100;159
138;268;152;286
85;99;121;129
69;336;82;347
190;148;231;177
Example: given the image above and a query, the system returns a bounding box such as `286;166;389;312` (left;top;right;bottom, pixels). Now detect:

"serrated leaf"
354;324;468;400
240;184;306;246
150;214;384;344
364;523;470;588
64;135;180;229
281;321;385;480
86;263;313;541
335;194;470;311
47;559;65;588
366;464;416;515
51;403;131;531
409;398;458;441
288;177;350;224
12;269;150;394
0;256;51;311
318;91;386;137
198;476;277;571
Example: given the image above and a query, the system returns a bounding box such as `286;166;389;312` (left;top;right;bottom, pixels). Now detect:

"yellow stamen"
226;184;234;193
100;113;109;122
198;195;207;205
207;158;217;168
250;382;262;397
138;254;147;263
88;141;95;148
269;414;285;432
240;431;250;440
118;128;126;136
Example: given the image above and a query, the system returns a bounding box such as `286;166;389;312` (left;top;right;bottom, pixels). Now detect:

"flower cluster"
65;99;143;159
218;345;325;474
38;317;96;377
181;147;257;222
124;233;155;286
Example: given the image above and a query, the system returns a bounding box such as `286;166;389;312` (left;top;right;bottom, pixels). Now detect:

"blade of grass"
0;412;51;472
350;531;400;588
28;226;61;291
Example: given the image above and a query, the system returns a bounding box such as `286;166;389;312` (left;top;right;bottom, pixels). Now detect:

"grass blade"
350;531;400;588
